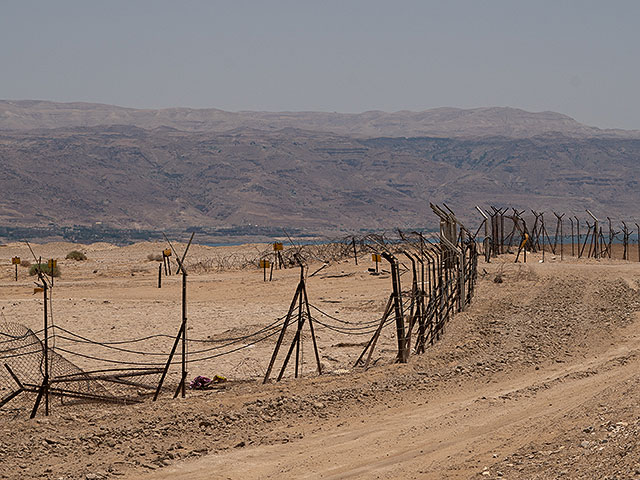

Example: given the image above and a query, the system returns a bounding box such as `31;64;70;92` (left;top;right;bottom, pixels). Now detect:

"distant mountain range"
2;100;638;139
1;100;639;242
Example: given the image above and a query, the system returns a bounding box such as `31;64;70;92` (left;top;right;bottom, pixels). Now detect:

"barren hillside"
2;101;640;243
1;126;640;240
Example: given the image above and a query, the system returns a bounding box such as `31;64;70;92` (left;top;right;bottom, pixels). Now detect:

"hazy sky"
2;1;638;129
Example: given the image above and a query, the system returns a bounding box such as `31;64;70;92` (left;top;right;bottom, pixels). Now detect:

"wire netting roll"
1;323;162;412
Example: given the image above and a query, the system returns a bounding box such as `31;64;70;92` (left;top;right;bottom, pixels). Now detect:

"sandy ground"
1;241;640;479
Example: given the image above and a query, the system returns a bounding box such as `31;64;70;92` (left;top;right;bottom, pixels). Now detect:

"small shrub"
147;253;163;262
65;250;87;261
29;263;61;277
20;259;31;268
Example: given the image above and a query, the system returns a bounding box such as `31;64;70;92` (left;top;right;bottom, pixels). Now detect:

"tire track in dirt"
137;326;640;480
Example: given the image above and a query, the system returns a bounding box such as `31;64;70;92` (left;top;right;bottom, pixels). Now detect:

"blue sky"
1;0;638;129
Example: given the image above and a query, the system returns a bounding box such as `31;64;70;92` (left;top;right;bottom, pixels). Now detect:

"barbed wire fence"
19;203;640;417
473;206;640;262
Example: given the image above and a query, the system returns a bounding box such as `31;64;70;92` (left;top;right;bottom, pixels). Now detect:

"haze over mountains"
2;100;638;139
1;100;639;242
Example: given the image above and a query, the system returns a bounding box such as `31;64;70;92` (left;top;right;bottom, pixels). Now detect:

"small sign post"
273;242;283;269
11;257;20;281
47;259;57;286
372;253;381;273
163;249;172;276
515;233;529;263
260;259;270;282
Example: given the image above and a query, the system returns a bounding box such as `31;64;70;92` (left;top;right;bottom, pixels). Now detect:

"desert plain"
1;241;640;479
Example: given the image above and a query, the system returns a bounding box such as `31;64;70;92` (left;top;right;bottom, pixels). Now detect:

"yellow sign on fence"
163;249;172;257
260;260;270;269
372;254;381;263
47;259;57;269
11;257;20;265
273;242;283;251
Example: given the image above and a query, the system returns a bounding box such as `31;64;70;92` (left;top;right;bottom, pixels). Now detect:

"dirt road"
138;319;640;480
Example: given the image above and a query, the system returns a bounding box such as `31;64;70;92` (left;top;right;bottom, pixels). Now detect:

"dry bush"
65;250;87;261
29;263;61;277
147;253;163;262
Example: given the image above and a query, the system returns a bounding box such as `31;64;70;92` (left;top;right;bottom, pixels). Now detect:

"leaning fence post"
382;252;407;363
352;238;358;265
586;210;599;259
475;206;490;262
575;216;581;258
